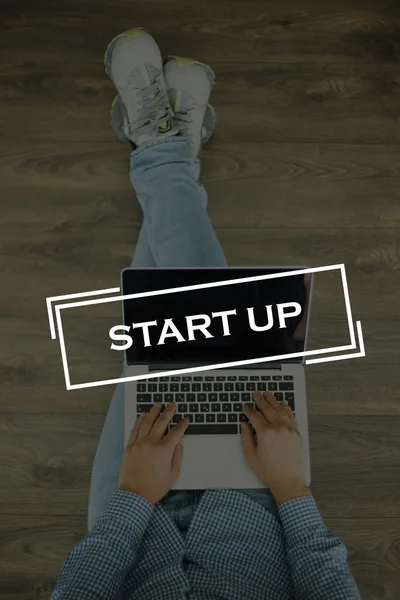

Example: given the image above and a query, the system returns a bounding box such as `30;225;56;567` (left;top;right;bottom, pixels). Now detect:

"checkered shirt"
52;489;361;599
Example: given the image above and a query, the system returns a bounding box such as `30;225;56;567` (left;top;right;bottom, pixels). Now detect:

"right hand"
241;391;311;506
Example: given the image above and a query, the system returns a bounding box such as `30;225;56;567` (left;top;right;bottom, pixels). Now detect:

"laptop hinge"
148;363;282;372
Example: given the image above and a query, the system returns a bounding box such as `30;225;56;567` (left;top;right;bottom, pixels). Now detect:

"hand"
119;403;189;505
241;392;311;506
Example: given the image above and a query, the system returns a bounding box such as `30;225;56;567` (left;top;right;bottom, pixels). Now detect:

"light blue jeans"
88;137;278;532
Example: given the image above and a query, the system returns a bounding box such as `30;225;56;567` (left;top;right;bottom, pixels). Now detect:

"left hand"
118;402;189;505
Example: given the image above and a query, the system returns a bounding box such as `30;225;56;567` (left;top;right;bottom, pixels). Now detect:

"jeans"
88;137;278;532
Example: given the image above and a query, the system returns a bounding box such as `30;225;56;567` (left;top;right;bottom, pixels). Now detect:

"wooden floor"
1;0;400;597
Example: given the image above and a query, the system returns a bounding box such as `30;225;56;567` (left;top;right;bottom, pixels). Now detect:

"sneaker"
111;95;216;153
164;56;215;155
104;28;178;146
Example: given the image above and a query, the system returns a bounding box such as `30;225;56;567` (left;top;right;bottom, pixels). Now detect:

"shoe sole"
207;103;217;124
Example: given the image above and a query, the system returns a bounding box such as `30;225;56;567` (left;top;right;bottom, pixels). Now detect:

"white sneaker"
164;56;215;155
104;28;178;146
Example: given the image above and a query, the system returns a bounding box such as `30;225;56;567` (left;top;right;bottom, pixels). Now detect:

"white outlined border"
46;264;365;390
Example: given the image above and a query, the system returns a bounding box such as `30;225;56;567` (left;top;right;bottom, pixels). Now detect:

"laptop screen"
121;267;310;366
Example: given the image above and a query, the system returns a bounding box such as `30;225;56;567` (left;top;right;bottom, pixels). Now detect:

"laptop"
123;267;312;489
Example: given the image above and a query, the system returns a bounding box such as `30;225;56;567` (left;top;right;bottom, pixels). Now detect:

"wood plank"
0;413;99;517
1;61;400;142
325;519;400;600
0;228;399;318
1;142;400;228
0;514;398;599
0;514;84;600
2;1;400;64
0;413;399;517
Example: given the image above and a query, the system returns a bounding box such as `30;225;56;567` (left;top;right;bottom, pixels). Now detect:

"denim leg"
130;224;156;267
88;137;226;530
88;382;125;530
130;136;227;267
161;490;204;539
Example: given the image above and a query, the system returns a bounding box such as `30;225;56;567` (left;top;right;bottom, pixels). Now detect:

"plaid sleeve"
52;490;154;600
278;496;361;599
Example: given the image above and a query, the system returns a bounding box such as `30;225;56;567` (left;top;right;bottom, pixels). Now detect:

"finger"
137;402;163;440
264;392;283;417
253;392;280;425
282;401;297;428
127;413;145;447
264;393;291;426
171;442;184;478
242;403;267;436
149;403;176;440
240;421;258;468
163;415;190;447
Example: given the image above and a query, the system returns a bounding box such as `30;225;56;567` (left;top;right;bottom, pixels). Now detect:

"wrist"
269;479;311;507
118;485;156;506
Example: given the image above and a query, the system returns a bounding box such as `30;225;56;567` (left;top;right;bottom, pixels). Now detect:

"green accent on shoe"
207;103;217;121
202;103;217;147
174;90;183;113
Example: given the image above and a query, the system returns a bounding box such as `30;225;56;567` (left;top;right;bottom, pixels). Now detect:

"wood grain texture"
1;0;400;598
1;62;400;143
2;142;400;227
1;0;400;65
1;227;399;319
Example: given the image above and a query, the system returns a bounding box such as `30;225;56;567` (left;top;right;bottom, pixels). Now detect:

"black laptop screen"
121;268;308;366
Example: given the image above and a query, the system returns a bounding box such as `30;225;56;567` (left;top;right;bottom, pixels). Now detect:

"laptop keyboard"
136;374;295;435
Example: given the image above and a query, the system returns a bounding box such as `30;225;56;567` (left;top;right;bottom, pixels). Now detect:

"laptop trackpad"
171;434;264;490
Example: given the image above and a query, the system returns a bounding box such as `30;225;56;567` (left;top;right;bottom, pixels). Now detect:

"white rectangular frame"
48;263;364;390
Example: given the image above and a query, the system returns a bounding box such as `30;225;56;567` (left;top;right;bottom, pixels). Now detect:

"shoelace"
175;113;194;149
174;110;193;131
129;76;171;133
173;96;197;149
